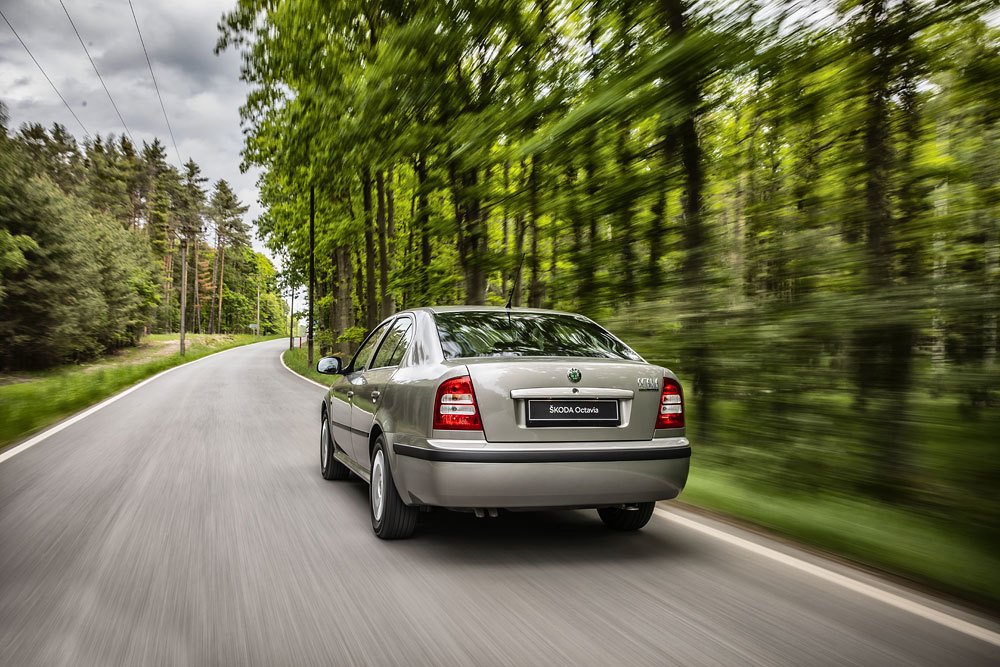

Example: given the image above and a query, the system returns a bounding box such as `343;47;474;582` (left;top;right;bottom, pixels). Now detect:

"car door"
328;373;355;459
350;316;413;470
335;322;390;464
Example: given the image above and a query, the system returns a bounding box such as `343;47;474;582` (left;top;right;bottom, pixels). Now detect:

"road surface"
1;338;997;666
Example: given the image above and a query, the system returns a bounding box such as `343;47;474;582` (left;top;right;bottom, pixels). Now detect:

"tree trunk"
192;236;201;334
308;185;316;365
502;161;510;297
165;237;176;333
376;170;392;317
387;166;397;309
333;246;355;354
342;248;356;353
578;0;602;313
209;227;221;334
216;243;226;334
415;154;431;303
648;126;676;289
665;0;712;427
579;136;599;314
547;195;558;309
855;0;913;499
527;154;543;308
452;164;487;305
615;2;636;302
362;168;377;328
354;247;365;328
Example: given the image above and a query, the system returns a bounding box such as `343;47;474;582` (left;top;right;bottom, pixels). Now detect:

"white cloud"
0;0;273;260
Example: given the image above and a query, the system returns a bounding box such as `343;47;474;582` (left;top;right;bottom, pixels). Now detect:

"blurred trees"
220;0;999;533
0;104;285;370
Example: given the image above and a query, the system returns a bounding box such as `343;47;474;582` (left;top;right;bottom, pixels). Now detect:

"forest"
218;0;1000;552
0;105;286;371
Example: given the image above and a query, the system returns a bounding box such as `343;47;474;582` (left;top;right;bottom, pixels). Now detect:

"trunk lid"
459;357;662;443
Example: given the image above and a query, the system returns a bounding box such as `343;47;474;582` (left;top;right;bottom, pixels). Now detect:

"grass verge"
0;334;282;449
682;466;1000;609
282;347;335;386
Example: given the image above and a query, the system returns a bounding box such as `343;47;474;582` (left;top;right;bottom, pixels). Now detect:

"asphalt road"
1;338;998;666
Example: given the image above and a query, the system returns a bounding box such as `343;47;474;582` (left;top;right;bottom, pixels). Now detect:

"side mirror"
316;356;342;375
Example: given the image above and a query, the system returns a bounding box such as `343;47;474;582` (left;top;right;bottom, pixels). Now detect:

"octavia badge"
637;377;659;391
567;368;582;383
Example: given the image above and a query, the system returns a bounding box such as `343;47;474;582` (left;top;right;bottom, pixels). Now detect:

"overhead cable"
59;0;135;144
127;0;182;164
0;8;90;136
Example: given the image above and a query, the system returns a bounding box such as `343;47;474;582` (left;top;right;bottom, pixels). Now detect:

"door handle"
371;390;381;401
346;390;354;399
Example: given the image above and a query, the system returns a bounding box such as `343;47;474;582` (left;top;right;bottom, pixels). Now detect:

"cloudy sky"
0;0;267;254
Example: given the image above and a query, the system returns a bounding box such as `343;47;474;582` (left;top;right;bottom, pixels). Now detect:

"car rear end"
390;309;690;510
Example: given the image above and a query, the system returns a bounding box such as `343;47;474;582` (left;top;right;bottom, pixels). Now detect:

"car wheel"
320;412;351;481
598;502;655;531
370;436;417;539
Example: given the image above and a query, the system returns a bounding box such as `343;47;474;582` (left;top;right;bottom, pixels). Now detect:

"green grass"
282;346;335;386
0;334;282;449
681;466;1000;608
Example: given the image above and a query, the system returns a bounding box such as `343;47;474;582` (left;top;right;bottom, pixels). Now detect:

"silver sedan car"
316;306;690;539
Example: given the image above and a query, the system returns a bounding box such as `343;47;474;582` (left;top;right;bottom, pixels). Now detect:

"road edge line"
279;348;329;390
653;507;1000;648
0;339;275;466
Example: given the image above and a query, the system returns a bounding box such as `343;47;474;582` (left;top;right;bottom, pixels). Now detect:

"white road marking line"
0;340;272;466
654;508;1000;648
278;348;329;390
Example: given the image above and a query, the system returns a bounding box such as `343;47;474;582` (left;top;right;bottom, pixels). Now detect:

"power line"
0;8;89;136
127;0;182;165
58;0;135;145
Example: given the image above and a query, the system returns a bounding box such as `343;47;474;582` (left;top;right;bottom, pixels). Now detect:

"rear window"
434;311;642;361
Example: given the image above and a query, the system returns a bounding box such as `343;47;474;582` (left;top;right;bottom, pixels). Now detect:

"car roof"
400;305;586;318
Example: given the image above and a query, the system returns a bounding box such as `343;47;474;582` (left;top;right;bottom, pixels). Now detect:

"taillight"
655;377;684;429
433;375;482;431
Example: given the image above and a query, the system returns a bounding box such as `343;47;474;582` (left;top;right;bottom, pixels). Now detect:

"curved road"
1;339;997;666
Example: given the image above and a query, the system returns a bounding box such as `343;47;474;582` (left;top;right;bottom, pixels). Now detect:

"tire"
598;502;655;531
320;412;351;481
369;436;417;539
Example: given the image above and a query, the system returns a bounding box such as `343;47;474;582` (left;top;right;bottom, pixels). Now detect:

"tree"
177;160;207;353
208;179;250;333
219;0;1000;533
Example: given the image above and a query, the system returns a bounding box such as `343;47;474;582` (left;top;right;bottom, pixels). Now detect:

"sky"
0;0;270;258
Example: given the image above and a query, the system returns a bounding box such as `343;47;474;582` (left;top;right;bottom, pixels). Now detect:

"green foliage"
0;102;286;368
0;128;157;368
222;0;1000;589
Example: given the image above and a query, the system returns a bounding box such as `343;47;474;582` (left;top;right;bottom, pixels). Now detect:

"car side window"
349;322;389;372
386;320;413;366
370;318;412;369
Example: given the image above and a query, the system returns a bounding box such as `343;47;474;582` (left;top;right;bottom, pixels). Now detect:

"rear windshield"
434;311;642;361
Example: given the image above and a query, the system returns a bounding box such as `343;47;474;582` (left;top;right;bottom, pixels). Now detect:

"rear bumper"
391;437;690;509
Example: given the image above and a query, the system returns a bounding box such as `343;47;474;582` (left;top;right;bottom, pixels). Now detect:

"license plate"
526;399;620;427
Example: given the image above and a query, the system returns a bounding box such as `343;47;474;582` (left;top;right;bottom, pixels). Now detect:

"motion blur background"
3;0;999;606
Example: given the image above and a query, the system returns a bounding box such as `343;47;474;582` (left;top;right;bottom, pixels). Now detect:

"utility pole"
308;185;315;366
255;267;261;337
179;237;188;356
